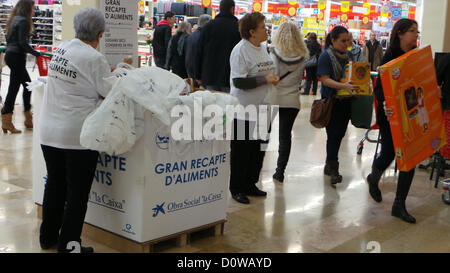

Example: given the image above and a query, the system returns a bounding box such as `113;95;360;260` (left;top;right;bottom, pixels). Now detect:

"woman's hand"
383;101;394;118
265;74;280;86
341;81;360;95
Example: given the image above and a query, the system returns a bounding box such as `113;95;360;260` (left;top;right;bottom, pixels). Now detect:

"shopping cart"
356;72;380;156
441;179;450;205
430;110;450;190
35;53;52;77
0;46;6;107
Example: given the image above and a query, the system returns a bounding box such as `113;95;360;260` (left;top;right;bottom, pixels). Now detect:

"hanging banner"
381;5;390;17
363;16;369;24
318;0;326;10
341;14;348;22
391;6;402;19
202;0;212;8
363;2;371;14
253;0;263;12
353;6;368;14
100;0;139;67
318;10;324;20
139;1;145;14
341;1;350;13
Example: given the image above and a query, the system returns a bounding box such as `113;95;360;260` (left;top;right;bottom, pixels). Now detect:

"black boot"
324;161;342;184
273;172;284;183
391;170;416;224
367;166;383;202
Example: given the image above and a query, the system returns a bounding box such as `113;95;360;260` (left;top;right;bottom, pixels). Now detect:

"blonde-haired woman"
166;21;191;78
269;22;309;183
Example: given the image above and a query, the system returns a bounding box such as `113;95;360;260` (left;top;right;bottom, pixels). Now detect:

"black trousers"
325;98;352;162
2;52;31;114
275;108;299;175
154;56;166;69
230;119;267;195
304;66;318;95
40;145;99;251
373;106;415;197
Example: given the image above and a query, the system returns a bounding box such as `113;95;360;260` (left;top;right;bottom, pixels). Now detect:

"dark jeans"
40;145;99;251
304;66;318;95
154;56;166;69
325;98;352;162
373;107;415;195
230;119;267;194
275;108;299;175
205;85;230;93
2;52;31;114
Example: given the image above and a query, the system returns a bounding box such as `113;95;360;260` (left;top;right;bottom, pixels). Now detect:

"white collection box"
32;82;231;243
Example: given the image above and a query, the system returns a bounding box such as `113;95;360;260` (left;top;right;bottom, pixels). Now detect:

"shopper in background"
302;32;322;96
1;0;40;134
152;11;175;68
366;19;422;224
347;32;364;62
363;32;383;71
229;12;279;204
317;26;359;185
39;8;132;253
165;21;191;79
269;22;308;183
185;14;212;82
195;0;241;92
437;53;450;110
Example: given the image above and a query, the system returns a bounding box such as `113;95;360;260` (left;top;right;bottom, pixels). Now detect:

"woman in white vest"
268;22;309;183
39;8;131;253
229;12;279;204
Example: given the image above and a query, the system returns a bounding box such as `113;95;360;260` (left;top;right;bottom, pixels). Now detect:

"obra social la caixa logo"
156;132;169;150
122;223;136;236
152;202;166;217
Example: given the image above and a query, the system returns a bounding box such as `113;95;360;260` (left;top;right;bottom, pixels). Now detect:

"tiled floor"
0;64;449;253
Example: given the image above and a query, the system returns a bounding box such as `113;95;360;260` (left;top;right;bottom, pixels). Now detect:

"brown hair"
239;12;265;40
6;0;34;35
385;18;418;55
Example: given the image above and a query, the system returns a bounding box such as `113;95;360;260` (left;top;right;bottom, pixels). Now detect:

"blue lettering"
97;155;104;167
165;176;172;186
119;157;126;171
191;159;196;169
155;163;164;174
106;172;112;186
105;154;112;168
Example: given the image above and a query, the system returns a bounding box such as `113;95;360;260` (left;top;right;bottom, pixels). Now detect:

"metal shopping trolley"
356;72;381;156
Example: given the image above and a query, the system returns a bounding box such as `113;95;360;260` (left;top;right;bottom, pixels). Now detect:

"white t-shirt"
40;39;112;150
230;39;275;110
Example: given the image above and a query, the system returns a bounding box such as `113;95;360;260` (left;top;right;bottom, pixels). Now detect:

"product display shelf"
0;4;11;42
32;4;55;46
52;3;62;47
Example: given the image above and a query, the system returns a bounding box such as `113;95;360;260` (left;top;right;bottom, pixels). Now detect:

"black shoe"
273;172;284;183
232;193;250;204
40;240;58;250
367;173;382;203
324;161;342;184
245;185;267;197
391;200;416;224
58;245;95;253
330;174;343;185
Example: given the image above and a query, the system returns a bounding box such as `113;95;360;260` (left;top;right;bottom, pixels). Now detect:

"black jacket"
152;20;172;60
195;12;241;87
307;40;321;59
166;32;189;79
437;54;450;110
6;16;40;56
185;27;202;78
374;47;406;113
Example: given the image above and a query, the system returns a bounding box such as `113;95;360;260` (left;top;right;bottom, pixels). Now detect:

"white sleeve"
230;48;248;79
92;55;113;98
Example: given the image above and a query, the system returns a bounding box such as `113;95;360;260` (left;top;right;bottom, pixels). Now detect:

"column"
62;0;100;41
419;0;450;54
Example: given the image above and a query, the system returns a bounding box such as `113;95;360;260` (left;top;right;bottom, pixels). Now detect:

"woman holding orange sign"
366;19;420;224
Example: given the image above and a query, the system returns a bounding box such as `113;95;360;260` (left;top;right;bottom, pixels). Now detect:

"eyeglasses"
408;29;420;34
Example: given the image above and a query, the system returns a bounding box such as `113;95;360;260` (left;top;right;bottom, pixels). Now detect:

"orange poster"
337;62;372;96
379;46;446;172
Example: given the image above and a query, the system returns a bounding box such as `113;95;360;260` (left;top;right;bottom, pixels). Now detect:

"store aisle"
0;91;449;253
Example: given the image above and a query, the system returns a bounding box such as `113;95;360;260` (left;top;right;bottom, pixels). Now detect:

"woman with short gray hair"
38;7;132;253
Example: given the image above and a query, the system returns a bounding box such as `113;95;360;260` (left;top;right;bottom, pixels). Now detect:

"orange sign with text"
253;0;262;12
379;46;446;172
